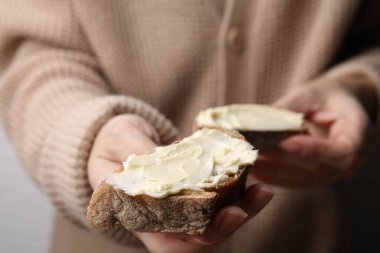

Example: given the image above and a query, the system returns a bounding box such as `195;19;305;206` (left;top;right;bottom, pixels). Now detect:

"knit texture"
0;0;379;252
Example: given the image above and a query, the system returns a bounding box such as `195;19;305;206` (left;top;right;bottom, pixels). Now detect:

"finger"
328;112;367;152
282;102;367;169
257;150;319;171
135;232;203;253
273;88;322;114
105;129;157;162
279;135;356;169
119;127;157;151
240;184;274;217
182;207;249;247
88;158;121;189
208;206;248;238
251;158;322;187
316;93;368;152
161;207;247;248
310;110;336;124
123;114;161;145
197;184;273;243
157;186;273;247
251;156;350;187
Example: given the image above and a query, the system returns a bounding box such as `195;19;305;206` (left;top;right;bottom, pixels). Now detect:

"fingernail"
249;186;274;213
217;209;248;236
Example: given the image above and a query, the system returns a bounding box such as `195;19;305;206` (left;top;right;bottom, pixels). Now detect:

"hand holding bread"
194;77;375;188
254;77;375;187
87;114;273;253
88;114;159;189
86;80;371;251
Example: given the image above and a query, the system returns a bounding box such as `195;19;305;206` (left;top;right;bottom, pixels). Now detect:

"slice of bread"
238;130;305;150
195;104;307;150
87;128;253;235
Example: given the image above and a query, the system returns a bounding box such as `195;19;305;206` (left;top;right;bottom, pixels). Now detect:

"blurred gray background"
0;122;52;253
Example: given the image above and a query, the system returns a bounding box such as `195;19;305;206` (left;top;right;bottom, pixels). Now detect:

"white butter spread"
106;128;257;198
196;104;304;131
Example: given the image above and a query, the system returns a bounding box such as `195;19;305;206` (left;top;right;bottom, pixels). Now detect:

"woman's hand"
88;114;160;189
87;114;274;253
251;76;377;187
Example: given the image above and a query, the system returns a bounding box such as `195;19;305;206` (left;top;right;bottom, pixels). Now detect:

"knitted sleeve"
0;1;177;245
325;49;380;126
323;0;380;125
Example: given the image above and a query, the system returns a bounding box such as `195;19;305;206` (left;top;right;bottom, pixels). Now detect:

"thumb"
273;86;321;114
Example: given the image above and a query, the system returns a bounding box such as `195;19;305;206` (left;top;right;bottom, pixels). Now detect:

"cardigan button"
227;26;244;54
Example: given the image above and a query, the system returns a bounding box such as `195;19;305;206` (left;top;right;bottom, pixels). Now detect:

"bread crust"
239;130;306;150
87;128;250;235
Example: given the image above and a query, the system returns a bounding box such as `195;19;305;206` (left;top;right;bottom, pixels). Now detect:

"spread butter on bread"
195;104;306;150
87;128;257;234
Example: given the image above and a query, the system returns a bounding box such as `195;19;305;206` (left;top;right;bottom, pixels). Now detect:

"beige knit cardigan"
0;0;379;252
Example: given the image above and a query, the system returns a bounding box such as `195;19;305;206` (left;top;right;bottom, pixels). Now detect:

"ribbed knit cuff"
38;95;177;245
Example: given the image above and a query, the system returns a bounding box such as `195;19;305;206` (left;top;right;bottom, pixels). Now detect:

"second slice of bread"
195;104;307;150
